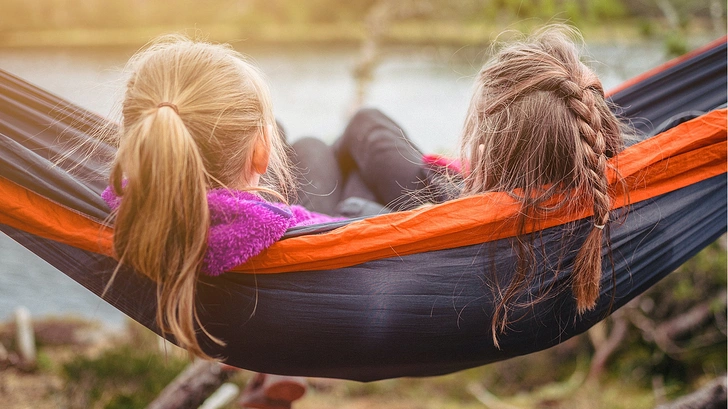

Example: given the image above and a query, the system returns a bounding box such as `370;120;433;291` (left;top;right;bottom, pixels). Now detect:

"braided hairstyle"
459;25;624;345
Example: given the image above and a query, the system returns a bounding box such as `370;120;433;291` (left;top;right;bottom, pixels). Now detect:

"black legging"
290;108;444;216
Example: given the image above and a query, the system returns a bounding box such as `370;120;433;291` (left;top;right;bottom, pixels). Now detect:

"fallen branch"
468;356;587;408
146;360;235;409
655;375;727;409
468;382;524;409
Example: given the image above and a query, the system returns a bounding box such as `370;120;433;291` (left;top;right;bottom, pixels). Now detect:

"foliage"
0;0;722;32
477;0;627;24
61;322;187;409
629;240;727;396
0;0;723;50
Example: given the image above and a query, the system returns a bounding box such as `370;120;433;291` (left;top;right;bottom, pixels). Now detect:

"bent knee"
349;108;387;127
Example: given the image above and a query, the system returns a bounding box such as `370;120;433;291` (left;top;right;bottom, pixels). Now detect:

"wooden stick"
147;360;234;409
199;383;240;409
15;307;36;368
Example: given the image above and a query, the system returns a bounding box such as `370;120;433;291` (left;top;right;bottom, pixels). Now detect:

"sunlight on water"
0;234;124;327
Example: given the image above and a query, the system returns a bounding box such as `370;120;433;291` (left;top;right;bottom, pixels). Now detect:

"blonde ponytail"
111;105;216;356
108;35;294;358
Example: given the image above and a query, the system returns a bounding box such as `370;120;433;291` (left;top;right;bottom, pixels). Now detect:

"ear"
252;125;272;175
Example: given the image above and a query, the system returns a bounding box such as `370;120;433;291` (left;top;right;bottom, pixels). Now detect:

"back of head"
459;25;626;342
108;35;292;358
461;24;623;200
117;35;289;192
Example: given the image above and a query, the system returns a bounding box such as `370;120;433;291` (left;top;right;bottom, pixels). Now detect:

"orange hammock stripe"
240;109;727;272
0;109;725;273
0;179;113;254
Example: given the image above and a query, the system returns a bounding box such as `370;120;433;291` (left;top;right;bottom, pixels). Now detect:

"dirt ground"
1;349;74;409
0;318;119;409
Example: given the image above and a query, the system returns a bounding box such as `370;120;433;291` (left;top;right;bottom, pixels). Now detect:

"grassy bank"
0;317;657;409
0;318;716;409
0;18;720;50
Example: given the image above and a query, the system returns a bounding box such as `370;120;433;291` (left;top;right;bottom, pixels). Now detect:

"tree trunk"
655;0;679;29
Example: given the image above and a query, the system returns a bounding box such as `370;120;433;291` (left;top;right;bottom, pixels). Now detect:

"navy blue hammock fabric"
0;38;726;381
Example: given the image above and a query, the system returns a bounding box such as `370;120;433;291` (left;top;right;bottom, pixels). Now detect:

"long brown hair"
109;35;293;358
459;25;626;346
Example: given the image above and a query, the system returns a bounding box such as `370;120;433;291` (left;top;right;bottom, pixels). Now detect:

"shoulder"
207;189;292;225
101;185;122;210
289;205;344;226
203;189;294;276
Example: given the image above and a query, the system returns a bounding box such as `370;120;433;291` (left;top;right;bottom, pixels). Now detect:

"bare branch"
351;0;435;113
587;312;630;381
654;0;679;29
656;289;726;340
628;290;727;357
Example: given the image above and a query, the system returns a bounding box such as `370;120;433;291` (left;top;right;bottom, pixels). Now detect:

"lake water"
0;38;701;327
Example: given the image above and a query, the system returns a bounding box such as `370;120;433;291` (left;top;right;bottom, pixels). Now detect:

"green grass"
61;323;187;409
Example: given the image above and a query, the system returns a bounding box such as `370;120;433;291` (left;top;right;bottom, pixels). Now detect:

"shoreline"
0;19;721;50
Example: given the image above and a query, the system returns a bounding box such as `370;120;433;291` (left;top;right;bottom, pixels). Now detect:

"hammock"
0;37;726;382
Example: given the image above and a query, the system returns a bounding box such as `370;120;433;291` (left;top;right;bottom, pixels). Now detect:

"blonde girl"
459;25;626;343
103;35;337;358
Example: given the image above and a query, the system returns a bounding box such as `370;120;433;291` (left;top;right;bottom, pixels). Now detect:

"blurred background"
0;1;726;408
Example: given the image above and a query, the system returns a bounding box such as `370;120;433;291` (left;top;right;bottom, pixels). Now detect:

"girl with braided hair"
459;24;626;344
292;24;627;347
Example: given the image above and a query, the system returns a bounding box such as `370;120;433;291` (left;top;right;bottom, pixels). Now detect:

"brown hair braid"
459;24;626;346
562;75;616;313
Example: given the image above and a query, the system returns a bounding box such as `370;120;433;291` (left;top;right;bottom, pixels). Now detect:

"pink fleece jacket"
102;187;340;276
